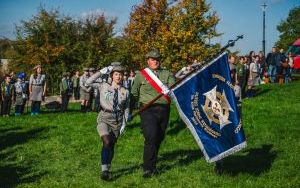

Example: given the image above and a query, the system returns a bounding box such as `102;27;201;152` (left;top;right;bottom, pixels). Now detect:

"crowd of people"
0;47;297;180
0;65;136;116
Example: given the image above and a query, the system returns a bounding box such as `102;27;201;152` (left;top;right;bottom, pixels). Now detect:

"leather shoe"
101;171;111;181
143;170;154;178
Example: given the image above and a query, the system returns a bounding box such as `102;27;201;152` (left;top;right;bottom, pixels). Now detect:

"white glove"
100;67;109;74
107;66;114;73
120;121;126;135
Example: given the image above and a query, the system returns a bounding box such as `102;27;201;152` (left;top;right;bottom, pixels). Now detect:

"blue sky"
0;0;299;54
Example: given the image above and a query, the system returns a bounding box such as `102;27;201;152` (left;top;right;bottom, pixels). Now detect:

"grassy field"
1;80;300;188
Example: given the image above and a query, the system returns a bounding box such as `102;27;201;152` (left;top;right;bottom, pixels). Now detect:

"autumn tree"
124;0;220;71
11;7;117;94
276;6;300;50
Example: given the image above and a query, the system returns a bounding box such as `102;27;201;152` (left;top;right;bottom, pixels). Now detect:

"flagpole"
132;35;244;117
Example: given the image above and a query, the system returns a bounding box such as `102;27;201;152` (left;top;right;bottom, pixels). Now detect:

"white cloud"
81;8;117;20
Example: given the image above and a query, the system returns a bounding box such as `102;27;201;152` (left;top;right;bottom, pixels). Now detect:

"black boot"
81;105;86;113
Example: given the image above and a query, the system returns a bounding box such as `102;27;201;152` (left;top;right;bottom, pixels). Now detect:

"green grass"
1;81;300;188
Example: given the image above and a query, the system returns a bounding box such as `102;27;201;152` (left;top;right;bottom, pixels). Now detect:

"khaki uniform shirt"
131;67;175;105
86;71;130;124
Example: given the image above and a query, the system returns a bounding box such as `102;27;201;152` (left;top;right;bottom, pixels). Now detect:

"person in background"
286;52;294;83
14;72;29;115
258;51;266;82
1;74;14;117
86;68;96;112
29;64;47;115
72;71;81;101
79;68;91;113
60;72;73;113
236;56;247;98
127;70;136;92
266;47;278;83
277;48;286;85
122;71;130;89
247;55;260;98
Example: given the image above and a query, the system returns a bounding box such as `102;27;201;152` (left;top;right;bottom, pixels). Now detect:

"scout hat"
89;67;96;72
145;48;161;59
110;62;124;73
33;64;42;70
63;72;70;77
17;72;26;79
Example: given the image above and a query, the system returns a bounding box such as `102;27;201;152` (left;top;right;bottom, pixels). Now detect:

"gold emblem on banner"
201;86;234;129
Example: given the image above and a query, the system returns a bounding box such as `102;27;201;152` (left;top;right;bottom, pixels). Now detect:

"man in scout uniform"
60;72;73;113
79;68;91;112
131;48;175;177
1;74;15;117
86;62;130;181
72;71;80;101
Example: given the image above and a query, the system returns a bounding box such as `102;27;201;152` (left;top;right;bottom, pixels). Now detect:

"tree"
124;0;220;71
276;6;300;50
11;7;117;94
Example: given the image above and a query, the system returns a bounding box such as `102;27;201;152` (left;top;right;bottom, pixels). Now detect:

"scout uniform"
79;68;91;112
86;62;130;181
71;72;80;100
29;65;46;115
131;49;175;177
14;73;29;115
60;72;73;112
87;67;96;112
1;76;15;116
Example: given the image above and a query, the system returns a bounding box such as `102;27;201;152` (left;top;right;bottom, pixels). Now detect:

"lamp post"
261;2;267;55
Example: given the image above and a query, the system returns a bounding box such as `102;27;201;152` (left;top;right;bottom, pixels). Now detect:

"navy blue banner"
171;53;246;163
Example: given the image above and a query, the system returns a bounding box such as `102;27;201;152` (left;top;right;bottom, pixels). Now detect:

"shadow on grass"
167;118;186;135
112;149;202;180
158;149;202;173
222;144;277;176
0;126;54;187
254;88;271;97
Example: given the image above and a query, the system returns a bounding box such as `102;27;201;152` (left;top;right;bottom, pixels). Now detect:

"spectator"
1;74;14;117
247;55;260;98
14;72;29;115
29;65;47;115
72;71;80;101
266;47;279;83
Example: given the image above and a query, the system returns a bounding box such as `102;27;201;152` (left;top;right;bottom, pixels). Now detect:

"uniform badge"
201;86;233;129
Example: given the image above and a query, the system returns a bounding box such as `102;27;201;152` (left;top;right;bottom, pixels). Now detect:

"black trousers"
31;101;41;114
61;93;70;112
73;87;80;100
140;103;170;171
1;97;12;115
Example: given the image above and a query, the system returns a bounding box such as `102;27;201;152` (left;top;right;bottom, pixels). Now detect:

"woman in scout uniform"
29;64;47;115
79;68;91;112
86;62;130;181
14;72;29;115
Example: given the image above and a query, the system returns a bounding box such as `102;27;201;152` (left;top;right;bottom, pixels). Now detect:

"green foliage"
276;6;300;50
1;80;300;187
10;7;117;94
124;0;220;71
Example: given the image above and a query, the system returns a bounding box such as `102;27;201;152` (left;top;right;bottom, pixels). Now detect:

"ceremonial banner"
171;53;246;163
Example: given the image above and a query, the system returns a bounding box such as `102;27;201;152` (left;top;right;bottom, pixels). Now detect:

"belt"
101;108;121;113
140;103;170;109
